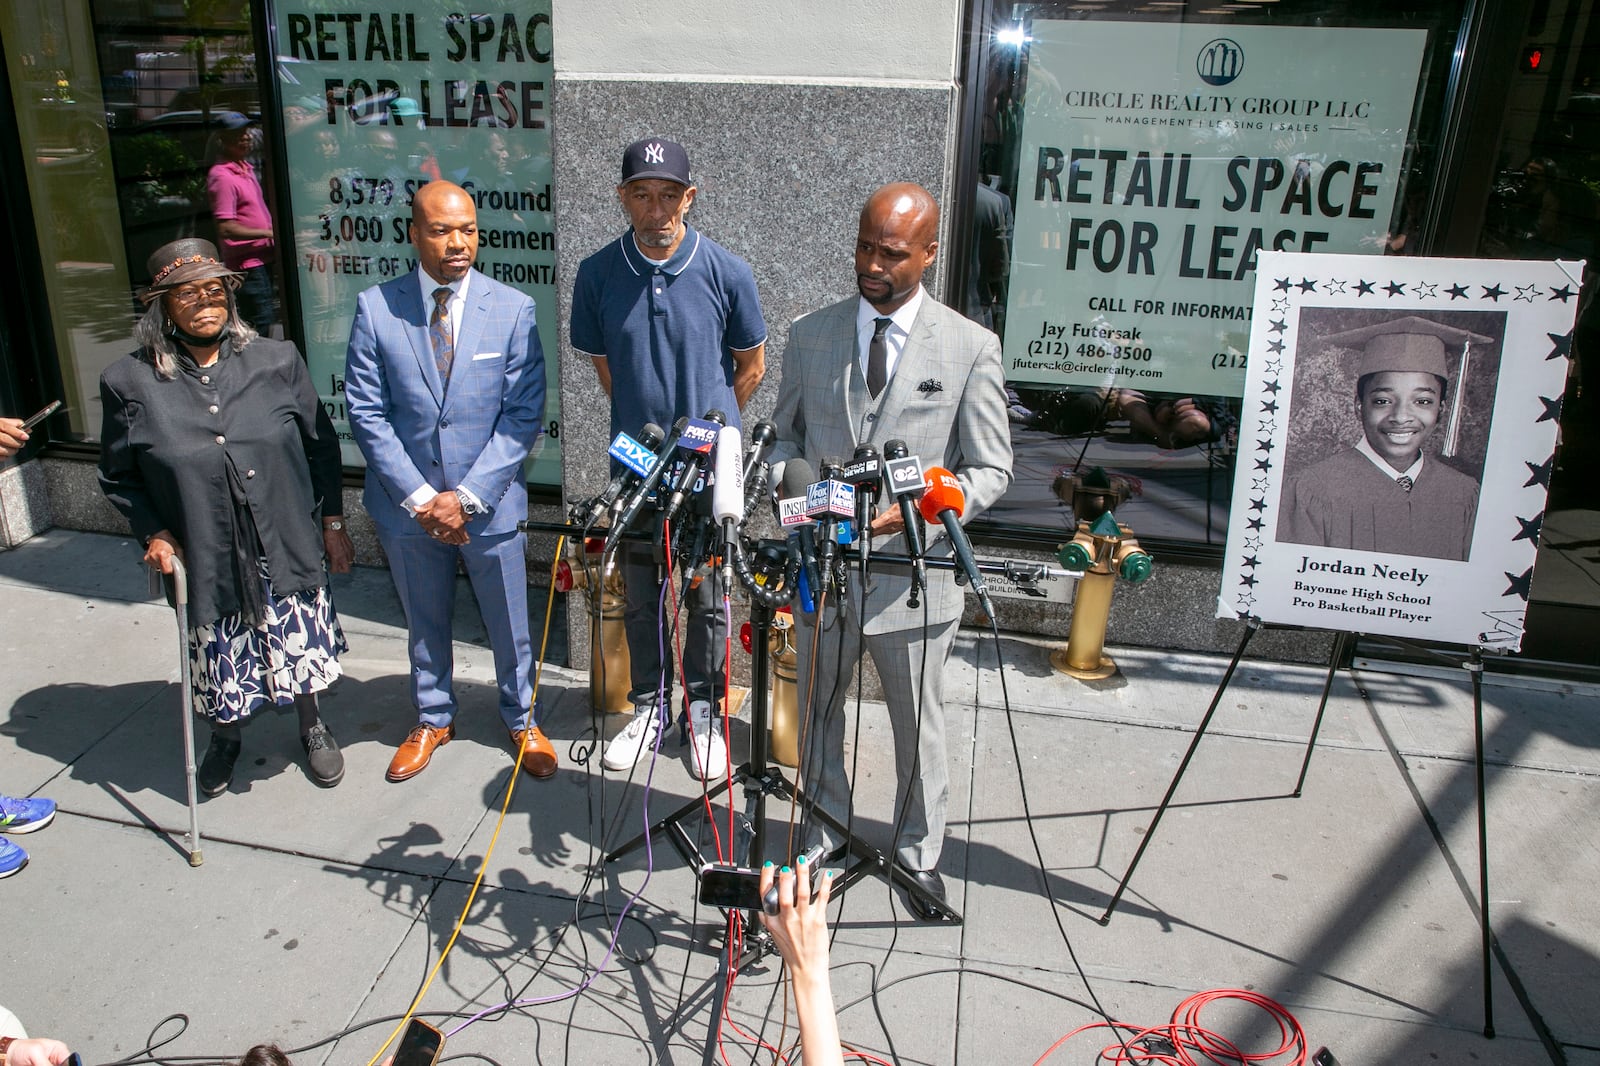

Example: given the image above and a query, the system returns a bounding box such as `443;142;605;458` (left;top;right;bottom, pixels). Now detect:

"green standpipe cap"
1058;540;1094;571
1089;511;1122;539
1119;550;1153;584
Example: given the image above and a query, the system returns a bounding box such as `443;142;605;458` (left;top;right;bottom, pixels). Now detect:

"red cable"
660;519;725;861
1032;988;1309;1066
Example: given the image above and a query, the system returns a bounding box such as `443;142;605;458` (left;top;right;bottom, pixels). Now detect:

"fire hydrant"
1053;510;1153;680
554;537;633;714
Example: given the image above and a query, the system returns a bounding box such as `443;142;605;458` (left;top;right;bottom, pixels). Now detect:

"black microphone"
742;420;776;487
606;415;688;556
583;423;665;529
779;459;821;610
883;439;928;595
843;443;881;574
660;409;727;527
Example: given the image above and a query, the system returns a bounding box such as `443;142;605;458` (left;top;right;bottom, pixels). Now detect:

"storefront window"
1471;2;1599;660
967;1;1469;550
2;1;279;442
270;4;559;481
1;1;559;487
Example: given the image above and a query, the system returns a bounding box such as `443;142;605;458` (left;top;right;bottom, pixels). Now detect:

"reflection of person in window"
206;114;277;331
1278;317;1489;562
1118;390;1236;450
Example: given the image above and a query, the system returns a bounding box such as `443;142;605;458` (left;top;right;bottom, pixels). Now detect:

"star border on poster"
1216;251;1585;650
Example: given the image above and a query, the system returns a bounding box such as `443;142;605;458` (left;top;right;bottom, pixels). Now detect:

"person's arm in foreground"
0;417;27;459
759;858;845;1066
2;1037;74;1066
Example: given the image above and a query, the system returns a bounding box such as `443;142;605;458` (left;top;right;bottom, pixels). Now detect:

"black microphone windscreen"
781;458;816;498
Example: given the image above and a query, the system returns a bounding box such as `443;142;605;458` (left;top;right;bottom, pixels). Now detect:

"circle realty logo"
1197;38;1243;86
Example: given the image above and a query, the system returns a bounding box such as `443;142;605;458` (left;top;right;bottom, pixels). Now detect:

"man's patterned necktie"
431;286;454;384
1396;475;1414;493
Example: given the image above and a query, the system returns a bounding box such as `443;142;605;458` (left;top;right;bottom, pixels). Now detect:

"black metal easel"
1096;618;1497;1038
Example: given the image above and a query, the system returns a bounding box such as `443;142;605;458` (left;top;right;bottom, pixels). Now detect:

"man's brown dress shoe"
387;723;454;782
510;726;558;779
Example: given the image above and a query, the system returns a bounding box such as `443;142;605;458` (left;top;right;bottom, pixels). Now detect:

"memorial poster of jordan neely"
274;5;559;480
1217;250;1584;650
1003;21;1428;397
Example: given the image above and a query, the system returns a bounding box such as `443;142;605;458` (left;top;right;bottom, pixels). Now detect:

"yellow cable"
367;534;567;1065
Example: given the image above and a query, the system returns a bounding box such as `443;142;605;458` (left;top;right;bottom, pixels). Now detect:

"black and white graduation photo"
1219;250;1584;649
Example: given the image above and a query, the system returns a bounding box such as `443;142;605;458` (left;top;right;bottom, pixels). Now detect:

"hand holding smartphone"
392;1018;445;1066
22;400;63;431
698;845;826;915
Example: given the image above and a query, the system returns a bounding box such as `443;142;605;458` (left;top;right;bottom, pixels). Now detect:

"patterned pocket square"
917;378;945;394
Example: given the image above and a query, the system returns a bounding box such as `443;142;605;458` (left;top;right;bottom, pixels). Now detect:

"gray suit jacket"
770;293;1013;633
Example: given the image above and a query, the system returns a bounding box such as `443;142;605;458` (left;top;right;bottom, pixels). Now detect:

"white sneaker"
687;699;728;782
602;702;663;771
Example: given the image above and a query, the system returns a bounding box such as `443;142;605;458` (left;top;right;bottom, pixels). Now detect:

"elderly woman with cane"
99;238;354;795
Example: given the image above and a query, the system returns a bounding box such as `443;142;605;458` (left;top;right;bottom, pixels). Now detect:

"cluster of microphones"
573;409;993;617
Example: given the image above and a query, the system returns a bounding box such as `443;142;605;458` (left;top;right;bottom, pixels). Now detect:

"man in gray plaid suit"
769;183;1013;919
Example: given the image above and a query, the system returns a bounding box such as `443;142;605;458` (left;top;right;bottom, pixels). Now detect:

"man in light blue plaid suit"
345;181;556;783
770;183;1013;919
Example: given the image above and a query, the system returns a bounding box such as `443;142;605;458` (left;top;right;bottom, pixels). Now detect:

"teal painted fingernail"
797;853;808;864
825;870;836;879
763;860;774;869
780;866;792;874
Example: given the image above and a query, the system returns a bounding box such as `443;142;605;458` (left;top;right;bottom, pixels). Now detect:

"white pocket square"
472;351;502;361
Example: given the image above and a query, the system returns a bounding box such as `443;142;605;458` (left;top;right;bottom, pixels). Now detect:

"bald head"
412;180;473;226
855;183;940;313
410;181;479;284
861;183;940;241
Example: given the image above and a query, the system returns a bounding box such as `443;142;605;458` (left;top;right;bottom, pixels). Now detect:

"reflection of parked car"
164;85;261;116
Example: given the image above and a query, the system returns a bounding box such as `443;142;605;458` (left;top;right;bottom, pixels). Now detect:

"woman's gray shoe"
198;733;242;797
301;722;345;788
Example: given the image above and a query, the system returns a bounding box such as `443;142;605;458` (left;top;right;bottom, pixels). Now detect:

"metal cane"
151;556;203;866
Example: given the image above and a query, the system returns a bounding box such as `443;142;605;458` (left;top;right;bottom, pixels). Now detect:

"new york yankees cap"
621;137;691;186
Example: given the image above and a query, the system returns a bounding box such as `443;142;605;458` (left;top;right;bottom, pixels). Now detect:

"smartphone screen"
392;1018;445;1066
21;400;62;431
698;863;765;911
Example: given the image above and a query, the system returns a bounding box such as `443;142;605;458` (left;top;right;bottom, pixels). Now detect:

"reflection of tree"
174;0;256;118
112;134;205;221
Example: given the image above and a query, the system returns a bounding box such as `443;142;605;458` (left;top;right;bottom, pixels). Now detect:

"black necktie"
431;286;454;383
1396;475;1414;493
867;316;892;399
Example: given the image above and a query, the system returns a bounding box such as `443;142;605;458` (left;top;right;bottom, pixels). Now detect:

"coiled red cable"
1033;988;1308;1066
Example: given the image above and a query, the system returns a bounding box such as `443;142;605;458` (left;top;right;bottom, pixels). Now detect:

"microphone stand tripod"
605;538;961;962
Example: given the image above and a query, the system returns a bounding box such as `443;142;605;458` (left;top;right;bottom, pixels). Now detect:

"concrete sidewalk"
2;529;1596;1065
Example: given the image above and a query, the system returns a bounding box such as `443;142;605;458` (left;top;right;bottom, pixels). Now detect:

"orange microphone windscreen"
918;466;964;521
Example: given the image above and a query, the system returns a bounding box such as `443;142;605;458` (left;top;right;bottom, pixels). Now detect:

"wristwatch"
454;489;481;517
0;1035;15;1062
323;519;345;532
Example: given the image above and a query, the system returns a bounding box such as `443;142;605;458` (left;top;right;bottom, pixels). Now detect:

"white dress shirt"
405;267;486;515
855;284;925;390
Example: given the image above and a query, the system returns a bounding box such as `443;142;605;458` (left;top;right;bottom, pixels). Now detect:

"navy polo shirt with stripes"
571;224;767;439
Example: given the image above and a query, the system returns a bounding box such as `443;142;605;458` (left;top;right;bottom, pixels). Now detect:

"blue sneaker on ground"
0;837;26;878
0;794;57;834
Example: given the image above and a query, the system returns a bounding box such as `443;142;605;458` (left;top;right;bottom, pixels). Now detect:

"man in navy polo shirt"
571;137;767;781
